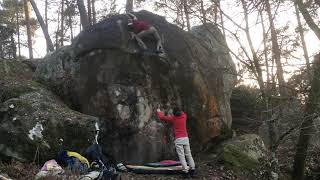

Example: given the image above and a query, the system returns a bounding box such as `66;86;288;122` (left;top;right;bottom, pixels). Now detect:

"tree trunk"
183;0;190;31
30;0;55;52
126;0;133;13
56;8;60;49
260;11;270;92
265;1;283;179
65;0;74;41
70;18;74;41
213;0;218;24
87;0;92;25
241;0;265;96
11;34;16;59
265;0;286;97
60;0;65;46
23;0;33;59
295;2;311;79
16;0;21;58
217;0;225;37
76;0;89;29
296;0;320;40
292;54;320;180
92;0;96;24
200;0;206;23
45;0;49;52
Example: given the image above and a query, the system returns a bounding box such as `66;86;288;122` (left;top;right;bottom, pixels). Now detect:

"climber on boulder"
127;13;164;55
156;106;196;178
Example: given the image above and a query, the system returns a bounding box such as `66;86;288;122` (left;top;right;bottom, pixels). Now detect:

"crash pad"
144;160;181;167
126;165;184;174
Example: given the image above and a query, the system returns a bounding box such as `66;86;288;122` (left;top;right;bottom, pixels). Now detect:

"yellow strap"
67;151;90;166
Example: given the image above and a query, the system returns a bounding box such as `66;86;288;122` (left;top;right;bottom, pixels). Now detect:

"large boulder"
222;134;269;179
0;60;97;162
35;11;236;163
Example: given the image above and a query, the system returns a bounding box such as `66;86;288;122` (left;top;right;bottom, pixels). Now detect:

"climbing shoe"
182;171;190;178
189;169;196;178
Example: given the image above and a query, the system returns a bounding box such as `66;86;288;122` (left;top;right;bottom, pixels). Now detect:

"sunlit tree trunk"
30;0;54;52
23;0;33;59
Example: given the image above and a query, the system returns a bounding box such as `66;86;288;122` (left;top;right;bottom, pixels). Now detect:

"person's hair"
173;107;182;116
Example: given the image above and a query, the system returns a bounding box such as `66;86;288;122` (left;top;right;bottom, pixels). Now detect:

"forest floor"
0;157;244;180
121;159;243;180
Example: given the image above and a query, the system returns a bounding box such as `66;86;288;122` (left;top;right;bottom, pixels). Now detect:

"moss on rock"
222;134;270;180
0;60;98;163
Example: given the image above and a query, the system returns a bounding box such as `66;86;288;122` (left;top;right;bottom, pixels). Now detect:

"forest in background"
0;0;320;179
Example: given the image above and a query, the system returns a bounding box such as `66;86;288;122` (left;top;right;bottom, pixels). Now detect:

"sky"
22;0;320;84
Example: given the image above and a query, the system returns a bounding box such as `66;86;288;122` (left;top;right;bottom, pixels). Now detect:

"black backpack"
85;144;119;180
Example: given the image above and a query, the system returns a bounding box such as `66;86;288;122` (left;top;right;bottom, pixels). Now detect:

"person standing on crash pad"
127;13;164;54
157;106;196;177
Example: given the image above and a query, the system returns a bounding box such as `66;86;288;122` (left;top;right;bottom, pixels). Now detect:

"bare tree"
16;0;21;58
199;0;206;23
295;0;320;40
56;5;60;49
240;0;265;96
23;0;33;59
60;0;65;46
87;0;92;25
45;0;48;29
292;54;320;180
265;0;287;97
66;0;74;40
183;0;191;31
30;0;54;52
294;2;311;78
126;0;133;13
92;0;96;24
76;0;89;29
45;0;49;52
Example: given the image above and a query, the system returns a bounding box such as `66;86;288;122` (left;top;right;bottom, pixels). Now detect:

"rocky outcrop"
191;24;236;131
0;60;97;162
35;11;236;163
222;134;269;179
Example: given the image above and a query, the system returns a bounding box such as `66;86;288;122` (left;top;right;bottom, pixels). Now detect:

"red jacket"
133;20;150;34
157;111;188;139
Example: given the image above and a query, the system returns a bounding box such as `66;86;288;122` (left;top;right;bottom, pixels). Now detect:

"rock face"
222;134;269;179
0;60;97;162
35;11;236;163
